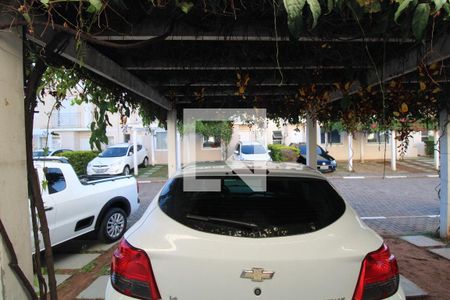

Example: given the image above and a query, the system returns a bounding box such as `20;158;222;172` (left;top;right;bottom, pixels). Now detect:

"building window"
124;134;131;143
202;136;221;149
320;128;342;144
367;132;390;144
272;131;283;144
155;132;167;150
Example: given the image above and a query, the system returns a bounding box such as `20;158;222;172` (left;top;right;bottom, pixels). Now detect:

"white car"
87;143;149;176
33;148;72;157
34;157;139;251
105;162;405;300
233;141;272;161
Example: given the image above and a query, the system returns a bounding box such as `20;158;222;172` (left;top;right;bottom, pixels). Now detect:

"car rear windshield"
241;145;266;155
159;176;346;238
99;147;128;157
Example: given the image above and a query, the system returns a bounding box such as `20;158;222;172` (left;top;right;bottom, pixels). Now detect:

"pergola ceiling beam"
168;90;296;97
127;65;369;71
94;19;415;43
366;34;450;85
97;35;416;43
28;28;172;110
331;34;450;101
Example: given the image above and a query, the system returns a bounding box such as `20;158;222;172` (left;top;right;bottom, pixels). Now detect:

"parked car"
87;143;148;176
33;157;139;251
33;148;72;157
105;161;404;300
295;143;337;172
233;141;272;161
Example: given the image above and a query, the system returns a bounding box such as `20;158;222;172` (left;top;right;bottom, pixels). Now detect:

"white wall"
0;29;33;299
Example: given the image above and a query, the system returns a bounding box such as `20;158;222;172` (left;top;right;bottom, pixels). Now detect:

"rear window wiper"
186;214;259;229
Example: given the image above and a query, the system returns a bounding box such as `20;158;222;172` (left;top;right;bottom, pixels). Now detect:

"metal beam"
127;65;369;71
28;30;172;110
94;20;415;43
96;34;416;43
331;34;450;101
366;34;450;85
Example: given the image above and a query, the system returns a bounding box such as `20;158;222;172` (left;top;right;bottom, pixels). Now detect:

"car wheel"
141;157;149;168
97;207;127;243
122;165;130;175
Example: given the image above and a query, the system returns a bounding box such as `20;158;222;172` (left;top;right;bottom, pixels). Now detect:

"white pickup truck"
33;158;140;251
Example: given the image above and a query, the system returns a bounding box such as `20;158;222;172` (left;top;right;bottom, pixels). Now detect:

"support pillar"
176;129;181;170
360;132;365;163
167;109;177;177
348;133;353;172
439;109;450;239
133;128;138;176
0;29;33;299
306;117;317;168
150;130;156;166
434;130;440;171
391;130;397;171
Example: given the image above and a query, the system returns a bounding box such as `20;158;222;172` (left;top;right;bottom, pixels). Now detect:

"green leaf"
395;0;415;22
443;2;450;19
306;0;322;29
22;12;31;24
88;0;102;11
327;0;334;14
412;3;430;40
41;180;48;192
86;4;97;13
40;0;49;7
433;0;446;12
284;0;307;38
176;1;194;14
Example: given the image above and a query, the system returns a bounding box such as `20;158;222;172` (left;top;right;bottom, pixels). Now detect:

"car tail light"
111;239;161;300
353;243;399;300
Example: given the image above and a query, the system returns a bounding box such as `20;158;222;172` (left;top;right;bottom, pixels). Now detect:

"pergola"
0;1;450;298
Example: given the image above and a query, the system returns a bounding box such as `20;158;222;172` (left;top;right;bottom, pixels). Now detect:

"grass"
81;261;97;273
137;164;168;179
99;264;111;276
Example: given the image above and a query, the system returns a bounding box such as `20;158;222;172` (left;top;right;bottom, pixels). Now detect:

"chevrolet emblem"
240;268;275;282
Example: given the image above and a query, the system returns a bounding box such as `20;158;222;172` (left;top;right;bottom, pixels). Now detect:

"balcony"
50;112;82;128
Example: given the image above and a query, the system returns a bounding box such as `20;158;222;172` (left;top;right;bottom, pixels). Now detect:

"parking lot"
129;176;441;236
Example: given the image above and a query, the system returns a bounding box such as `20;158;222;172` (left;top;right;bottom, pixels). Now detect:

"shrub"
425;140;435;156
268;144;300;162
57;151;99;175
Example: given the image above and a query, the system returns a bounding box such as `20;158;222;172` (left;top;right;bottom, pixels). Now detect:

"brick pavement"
329;177;441;236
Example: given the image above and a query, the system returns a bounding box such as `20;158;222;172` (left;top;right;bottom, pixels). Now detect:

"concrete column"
324;129;328;148
0;29;33;299
176;129;181;170
434;130;440;171
133;128;138;176
316;122;321;145
360;132;365;163
348;133;353;172
151;130;156;166
167;109;177;177
306;117;317;168
439;109;450;238
391;130;397;171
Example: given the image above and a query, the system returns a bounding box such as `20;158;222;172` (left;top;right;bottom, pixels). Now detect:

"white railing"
50;112;82;128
